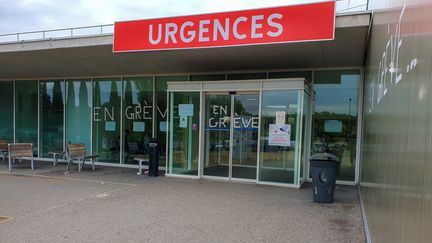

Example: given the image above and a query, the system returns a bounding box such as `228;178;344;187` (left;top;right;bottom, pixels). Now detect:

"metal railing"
0;24;114;44
336;0;368;13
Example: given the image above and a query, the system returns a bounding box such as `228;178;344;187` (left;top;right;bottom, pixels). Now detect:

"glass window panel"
40;80;65;157
227;72;267;80
155;76;188;168
259;90;301;184
268;71;312;82
66;79;92;155
93;78;121;163
168;92;200;175
122;77;153;164
15;80;38;156
0;81;14;142
312;70;360;181
190;74;226;81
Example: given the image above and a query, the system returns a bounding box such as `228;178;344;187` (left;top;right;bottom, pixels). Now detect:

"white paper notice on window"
268;124;291;147
133;122;145;132
324;120;342;133
276;111;286;124
179;104;194;116
179;116;188;128
159;121;167;132
105;121;116;131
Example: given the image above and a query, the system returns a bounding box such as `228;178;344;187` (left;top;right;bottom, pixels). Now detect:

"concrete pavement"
0;161;365;242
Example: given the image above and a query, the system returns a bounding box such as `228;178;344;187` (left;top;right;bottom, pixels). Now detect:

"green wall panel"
362;1;432;242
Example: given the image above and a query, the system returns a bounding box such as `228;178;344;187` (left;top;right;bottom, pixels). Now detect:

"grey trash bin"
309;153;341;203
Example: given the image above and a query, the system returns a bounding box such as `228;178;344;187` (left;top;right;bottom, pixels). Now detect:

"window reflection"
312;70;360;181
123;77;153;164
66;79;92;154
259;90;301;184
40;80;65;157
16;80;38;156
0;81;14;142
168;92;200;175
155;76;188;167
93;78;121;163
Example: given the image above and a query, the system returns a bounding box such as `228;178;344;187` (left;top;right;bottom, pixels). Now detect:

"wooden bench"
8;143;34;172
66;143;98;172
0;140;8;163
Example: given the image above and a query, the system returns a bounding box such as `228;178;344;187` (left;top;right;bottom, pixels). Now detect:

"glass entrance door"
203;93;259;180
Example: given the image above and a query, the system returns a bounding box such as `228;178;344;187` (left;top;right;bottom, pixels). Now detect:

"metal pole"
187;96;192;170
349;98;352;116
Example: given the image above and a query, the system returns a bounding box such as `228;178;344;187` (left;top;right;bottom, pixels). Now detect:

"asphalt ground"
0;161;365;242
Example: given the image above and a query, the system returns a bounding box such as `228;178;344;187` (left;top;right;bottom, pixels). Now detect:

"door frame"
166;78;310;188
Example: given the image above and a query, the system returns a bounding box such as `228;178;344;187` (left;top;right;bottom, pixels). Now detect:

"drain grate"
0;216;13;224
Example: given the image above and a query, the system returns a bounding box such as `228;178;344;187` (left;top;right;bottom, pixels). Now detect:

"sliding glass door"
203;93;259;180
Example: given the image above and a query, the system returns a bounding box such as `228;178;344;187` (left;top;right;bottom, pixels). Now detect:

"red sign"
113;1;335;52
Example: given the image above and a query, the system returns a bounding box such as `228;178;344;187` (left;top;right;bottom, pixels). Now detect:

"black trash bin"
309;153;341;203
148;138;159;177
